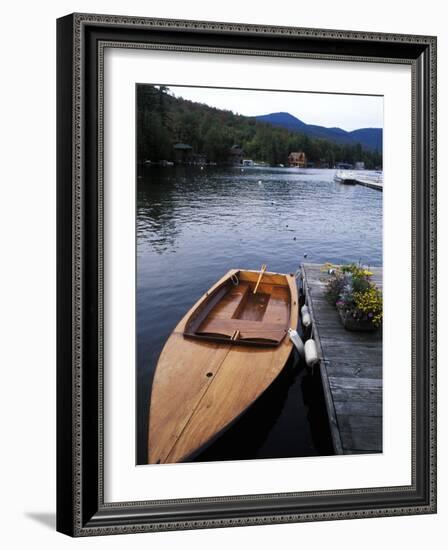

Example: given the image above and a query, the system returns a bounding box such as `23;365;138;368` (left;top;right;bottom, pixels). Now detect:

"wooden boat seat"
190;279;290;345
196;317;287;343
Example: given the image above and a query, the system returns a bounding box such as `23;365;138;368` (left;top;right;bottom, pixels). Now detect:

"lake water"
137;166;382;464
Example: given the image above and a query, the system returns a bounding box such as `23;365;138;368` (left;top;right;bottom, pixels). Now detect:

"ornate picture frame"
57;13;436;536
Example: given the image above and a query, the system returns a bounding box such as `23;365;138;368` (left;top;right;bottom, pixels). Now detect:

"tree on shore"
136;85;383;168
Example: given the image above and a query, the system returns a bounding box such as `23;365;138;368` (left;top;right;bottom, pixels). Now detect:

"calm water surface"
137;166;382;464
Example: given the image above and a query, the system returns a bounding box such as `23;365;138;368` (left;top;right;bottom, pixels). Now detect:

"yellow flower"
353;286;383;326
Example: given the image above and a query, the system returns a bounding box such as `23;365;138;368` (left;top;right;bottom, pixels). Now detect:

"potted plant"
323;263;382;331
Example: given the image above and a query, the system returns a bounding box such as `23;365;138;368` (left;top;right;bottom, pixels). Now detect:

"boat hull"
148;269;298;464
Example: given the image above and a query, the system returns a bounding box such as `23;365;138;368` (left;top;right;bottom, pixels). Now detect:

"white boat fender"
287;329;304;359
304;339;319;368
301;304;311;327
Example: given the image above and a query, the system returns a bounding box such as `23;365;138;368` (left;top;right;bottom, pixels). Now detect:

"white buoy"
287;329;304;359
301;304;311;327
304;339;319;368
258;180;262;184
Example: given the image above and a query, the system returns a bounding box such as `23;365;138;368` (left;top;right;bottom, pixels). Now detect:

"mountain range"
255;112;382;152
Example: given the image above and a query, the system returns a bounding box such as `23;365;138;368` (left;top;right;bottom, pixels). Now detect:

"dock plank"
325;362;382;379
333;399;382;418
338;414;383;452
302;263;383;455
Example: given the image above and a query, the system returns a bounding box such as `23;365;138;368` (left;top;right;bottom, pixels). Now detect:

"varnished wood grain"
148;335;232;464
148;270;298;463
165;341;294;463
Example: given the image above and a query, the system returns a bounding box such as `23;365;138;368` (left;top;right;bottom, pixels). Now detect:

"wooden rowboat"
148;268;298;464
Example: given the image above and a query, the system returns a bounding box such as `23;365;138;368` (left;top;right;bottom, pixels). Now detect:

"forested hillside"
137;85;382;168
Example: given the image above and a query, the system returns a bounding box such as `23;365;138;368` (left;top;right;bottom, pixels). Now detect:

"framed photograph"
57;13;437;536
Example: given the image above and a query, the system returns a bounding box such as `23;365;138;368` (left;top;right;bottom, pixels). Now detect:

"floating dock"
301;263;383;455
334;170;383;191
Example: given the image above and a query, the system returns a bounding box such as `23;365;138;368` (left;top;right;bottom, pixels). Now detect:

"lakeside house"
288;151;307;168
173;143;193;164
228;145;244;165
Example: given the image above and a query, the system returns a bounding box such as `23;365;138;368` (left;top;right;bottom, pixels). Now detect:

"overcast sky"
165;85;383;131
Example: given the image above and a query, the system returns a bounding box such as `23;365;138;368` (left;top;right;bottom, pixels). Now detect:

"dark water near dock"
137;166;382;464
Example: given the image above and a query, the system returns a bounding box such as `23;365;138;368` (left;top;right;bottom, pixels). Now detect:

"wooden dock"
335;171;383;191
301;263;382;455
355;176;383;191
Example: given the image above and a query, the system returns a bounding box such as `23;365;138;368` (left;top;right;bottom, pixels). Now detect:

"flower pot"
337;307;379;332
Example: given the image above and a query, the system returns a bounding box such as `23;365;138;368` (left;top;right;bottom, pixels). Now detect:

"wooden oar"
253;264;267;294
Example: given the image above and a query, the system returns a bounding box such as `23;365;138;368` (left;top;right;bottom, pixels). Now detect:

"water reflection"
136;166;382;464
